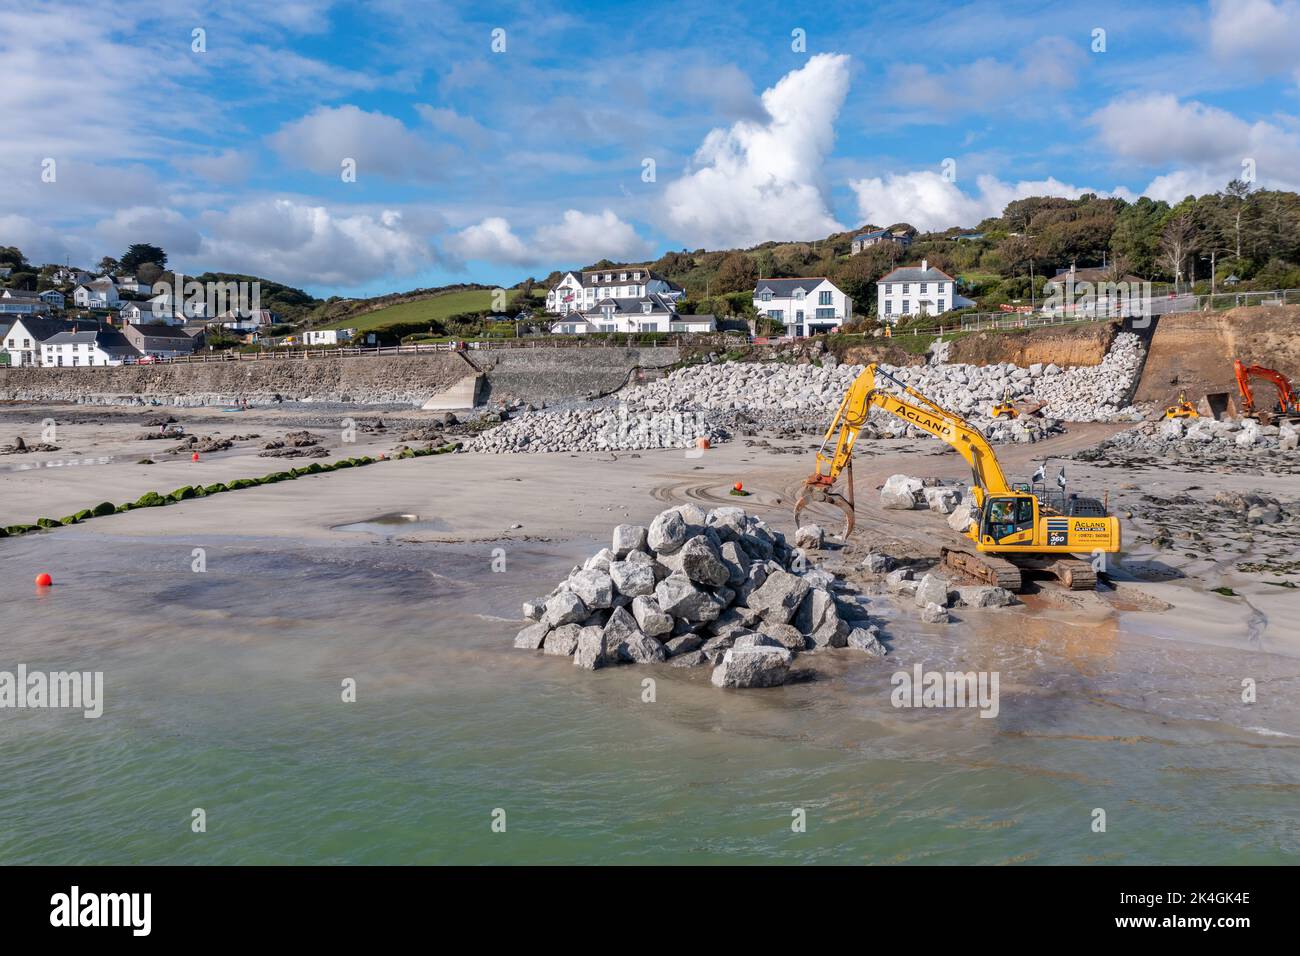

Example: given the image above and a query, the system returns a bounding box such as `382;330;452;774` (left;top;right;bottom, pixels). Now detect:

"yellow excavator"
794;364;1122;591
1163;392;1199;420
989;388;1018;419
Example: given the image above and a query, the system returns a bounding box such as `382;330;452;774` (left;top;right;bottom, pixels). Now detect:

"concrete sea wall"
0;346;684;408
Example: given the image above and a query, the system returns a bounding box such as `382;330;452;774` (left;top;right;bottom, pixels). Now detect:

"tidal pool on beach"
1;528;1297;865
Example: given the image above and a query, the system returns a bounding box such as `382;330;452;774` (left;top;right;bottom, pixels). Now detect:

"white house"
119;301;171;324
51;268;94;286
148;291;211;321
304;328;354;346
752;277;853;337
3;316;62;366
114;275;153;295
40;328;140;367
550;292;714;334
546;267;684;315
73;278;120;309
876;260;975;323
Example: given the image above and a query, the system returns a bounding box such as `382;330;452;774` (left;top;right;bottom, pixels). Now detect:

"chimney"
921;258;928;272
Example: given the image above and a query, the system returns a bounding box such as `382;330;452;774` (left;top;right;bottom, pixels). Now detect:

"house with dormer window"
545;267;685;315
751;277;852;337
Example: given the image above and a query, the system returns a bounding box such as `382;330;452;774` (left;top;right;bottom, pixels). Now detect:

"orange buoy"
192;452;200;461
696;437;710;450
733;481;744;492
35;573;52;587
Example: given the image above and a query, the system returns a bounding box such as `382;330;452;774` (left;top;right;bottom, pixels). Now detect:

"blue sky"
1;0;1297;297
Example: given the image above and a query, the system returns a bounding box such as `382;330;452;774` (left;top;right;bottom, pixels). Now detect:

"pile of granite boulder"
514;504;886;688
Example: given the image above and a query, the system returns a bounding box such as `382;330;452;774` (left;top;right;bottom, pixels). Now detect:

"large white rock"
914;573;950;608
881;474;923;510
631;594;674;637
568;569;614;609
947;503;975;534
647;509;687;553
710;646;793;688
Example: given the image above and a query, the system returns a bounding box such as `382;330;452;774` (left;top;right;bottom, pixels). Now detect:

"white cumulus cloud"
197;199;437;288
663;53;850;247
269;105;449;181
848;171;1128;232
1090;93;1300;193
453;209;649;266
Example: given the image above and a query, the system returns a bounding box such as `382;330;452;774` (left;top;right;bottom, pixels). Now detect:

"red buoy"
192;452;200;462
35;573;52;587
734;481;744;492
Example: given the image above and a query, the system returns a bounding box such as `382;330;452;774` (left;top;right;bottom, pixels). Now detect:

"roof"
878;264;955;283
1;288;42;300
1045;267;1144;286
127;323;193;340
578;267;663;287
581;293;677;316
753;277;834;297
6;316;99;341
854;229;889;240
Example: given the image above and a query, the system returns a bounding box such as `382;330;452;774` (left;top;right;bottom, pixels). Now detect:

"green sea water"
2;530;1297;865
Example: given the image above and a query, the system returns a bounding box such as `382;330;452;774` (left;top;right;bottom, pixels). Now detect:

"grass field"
322;289;516;331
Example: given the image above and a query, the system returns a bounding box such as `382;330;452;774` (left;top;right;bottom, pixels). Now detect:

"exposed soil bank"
1135;305;1300;407
947;320;1119;368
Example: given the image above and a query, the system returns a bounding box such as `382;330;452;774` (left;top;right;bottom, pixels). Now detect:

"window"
794;290;804;300
937;299;946;312
619;273;627;280
818;291;832;305
883;283;891;295
937;282;946;294
902;283;910;294
767;309;784;320
760;291;772;302
632;272;641;280
902;300;910;314
920;282;928;293
815;308;834;319
884;300;892;315
795;310;804;322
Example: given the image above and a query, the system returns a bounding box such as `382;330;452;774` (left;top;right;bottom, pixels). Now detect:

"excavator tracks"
941;550;1099;592
941;548;1023;592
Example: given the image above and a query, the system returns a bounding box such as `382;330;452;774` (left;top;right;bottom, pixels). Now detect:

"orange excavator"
1235;360;1299;424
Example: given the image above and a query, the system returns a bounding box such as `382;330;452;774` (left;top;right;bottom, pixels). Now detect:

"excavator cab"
980;495;1036;545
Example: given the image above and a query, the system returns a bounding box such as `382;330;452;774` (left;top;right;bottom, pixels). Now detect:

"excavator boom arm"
809;365;1012;495
1236;359;1298;414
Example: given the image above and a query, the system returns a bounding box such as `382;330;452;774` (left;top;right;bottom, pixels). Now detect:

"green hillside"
322;288;517;331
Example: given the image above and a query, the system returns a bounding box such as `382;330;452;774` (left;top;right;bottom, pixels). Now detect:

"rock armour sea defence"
513;505;887;688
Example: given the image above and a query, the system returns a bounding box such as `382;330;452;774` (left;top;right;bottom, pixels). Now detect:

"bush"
92;501;116;517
